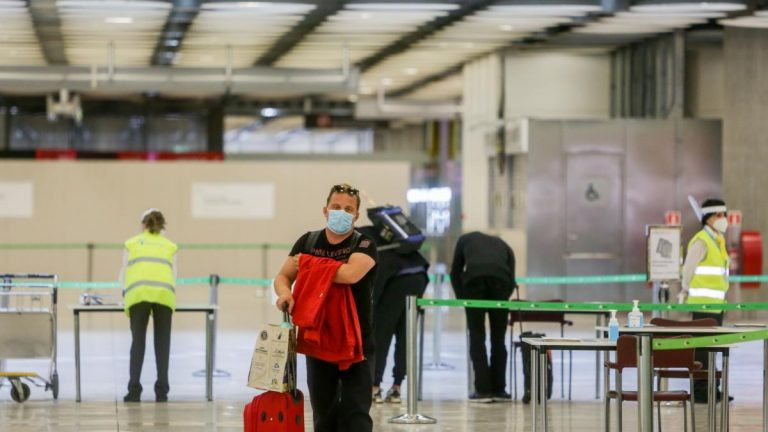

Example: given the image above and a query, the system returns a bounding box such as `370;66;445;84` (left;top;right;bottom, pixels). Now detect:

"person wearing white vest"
120;209;178;403
680;198;731;403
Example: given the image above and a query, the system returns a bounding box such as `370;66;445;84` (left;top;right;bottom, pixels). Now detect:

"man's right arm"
274;255;299;312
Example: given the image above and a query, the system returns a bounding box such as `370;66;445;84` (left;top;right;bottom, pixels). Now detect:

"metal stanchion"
390;296;437;425
763;339;767;432
418;309;424;400
708;352;717;432
424;264;453;371
193;274;230;378
637;334;653;432
261;244;269;279
721;352;730;432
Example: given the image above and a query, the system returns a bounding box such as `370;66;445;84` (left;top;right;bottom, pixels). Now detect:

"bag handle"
280;304;299;400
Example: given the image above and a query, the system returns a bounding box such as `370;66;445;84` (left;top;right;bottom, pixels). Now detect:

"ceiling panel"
358;4;599;96
58;0;171;66
276;2;459;70
0;0;45;66
176;2;315;68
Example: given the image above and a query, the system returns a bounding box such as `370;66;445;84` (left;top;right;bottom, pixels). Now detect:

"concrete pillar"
723;27;768;299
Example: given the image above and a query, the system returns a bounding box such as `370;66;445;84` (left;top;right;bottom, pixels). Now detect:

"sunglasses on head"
332;184;359;196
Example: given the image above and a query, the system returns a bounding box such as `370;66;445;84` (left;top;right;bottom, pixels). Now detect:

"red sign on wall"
728;210;742;227
664;210;681;225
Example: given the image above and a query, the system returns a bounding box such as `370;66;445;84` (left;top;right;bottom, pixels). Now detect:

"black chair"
509;300;574;399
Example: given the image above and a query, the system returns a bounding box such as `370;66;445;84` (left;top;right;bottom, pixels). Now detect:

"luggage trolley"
0;273;59;402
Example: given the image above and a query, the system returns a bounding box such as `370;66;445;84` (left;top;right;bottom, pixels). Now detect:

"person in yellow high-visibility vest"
680;198;731;403
120;208;178;403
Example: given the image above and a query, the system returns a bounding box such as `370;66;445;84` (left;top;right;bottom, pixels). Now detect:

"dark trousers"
692;311;724;396
462;277;514;395
373;273;427;387
306;356;373;432
127;302;173;396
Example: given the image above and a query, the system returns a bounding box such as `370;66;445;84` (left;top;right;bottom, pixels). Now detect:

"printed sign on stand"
647;225;682;282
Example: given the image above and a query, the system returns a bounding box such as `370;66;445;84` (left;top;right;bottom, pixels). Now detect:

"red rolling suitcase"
244;389;304;431
244;310;305;432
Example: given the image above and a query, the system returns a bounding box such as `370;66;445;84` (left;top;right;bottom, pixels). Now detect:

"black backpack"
303;229;361;254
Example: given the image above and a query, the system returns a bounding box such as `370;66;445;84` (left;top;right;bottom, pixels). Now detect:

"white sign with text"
192;182;275;219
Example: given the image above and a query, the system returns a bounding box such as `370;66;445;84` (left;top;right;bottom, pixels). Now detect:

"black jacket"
450;231;516;296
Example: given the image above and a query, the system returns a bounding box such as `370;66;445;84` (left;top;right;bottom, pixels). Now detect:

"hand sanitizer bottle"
628;300;644;328
608;310;620;342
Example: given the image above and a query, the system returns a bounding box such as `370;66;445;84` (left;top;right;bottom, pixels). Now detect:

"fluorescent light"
381;77;393;86
631;2;746;13
105;16;133;24
346;3;460;11
720;16;768;28
500;24;515;31
403;67;419;75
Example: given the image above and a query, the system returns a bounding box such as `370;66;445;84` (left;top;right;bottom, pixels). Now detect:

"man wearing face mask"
680;198;732;403
274;183;377;432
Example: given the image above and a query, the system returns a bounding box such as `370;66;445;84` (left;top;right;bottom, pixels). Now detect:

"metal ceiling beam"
255;0;347;66
357;0;497;72
28;0;68;65
151;0;202;66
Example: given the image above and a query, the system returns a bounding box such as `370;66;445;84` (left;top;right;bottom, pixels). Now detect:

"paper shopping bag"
247;320;295;392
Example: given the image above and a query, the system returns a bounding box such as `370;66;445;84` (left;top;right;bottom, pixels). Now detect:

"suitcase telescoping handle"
281;304;293;329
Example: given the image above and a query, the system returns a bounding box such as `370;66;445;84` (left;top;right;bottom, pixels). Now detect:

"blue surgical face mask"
327;209;354;234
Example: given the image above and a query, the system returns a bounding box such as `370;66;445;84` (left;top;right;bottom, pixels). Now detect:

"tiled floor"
1;313;766;431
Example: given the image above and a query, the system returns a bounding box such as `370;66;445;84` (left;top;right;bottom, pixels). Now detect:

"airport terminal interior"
4;0;768;431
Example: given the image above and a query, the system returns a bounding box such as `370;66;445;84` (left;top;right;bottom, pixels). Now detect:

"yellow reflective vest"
123;230;178;315
686;228;729;313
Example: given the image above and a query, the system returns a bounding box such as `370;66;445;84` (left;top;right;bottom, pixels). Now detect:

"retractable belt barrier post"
389;296;437;425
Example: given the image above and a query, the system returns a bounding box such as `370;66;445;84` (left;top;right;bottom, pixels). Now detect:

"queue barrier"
412;296;768;432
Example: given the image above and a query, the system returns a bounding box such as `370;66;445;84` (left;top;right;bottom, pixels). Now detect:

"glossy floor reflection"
0;313;766;431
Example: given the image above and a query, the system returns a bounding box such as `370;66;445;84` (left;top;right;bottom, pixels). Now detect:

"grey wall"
526;119;721;303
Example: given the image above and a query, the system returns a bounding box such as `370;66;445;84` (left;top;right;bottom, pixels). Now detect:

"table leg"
595;314;601;399
708;352;716;432
532;346;538;432
206;311;214;401
763;339;767;432
75;311;81;403
541;350;548;431
721;350;729;432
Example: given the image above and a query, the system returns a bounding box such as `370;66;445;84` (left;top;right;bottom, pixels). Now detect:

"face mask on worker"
327;209;354;234
712;217;728;234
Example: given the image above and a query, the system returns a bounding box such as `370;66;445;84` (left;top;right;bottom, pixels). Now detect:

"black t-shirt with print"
289;229;378;356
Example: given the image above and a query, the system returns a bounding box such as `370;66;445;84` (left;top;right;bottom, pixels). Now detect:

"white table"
72;304;217;402
523;338;615;432
596;325;764;432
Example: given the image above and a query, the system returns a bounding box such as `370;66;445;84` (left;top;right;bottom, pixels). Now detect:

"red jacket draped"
291;254;363;370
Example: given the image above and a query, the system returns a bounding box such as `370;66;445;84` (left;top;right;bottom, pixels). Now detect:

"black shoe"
468;392;494;403
123;392;141;403
156;394;168;402
694;392;734;404
522;391;531;404
492;392;512;402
